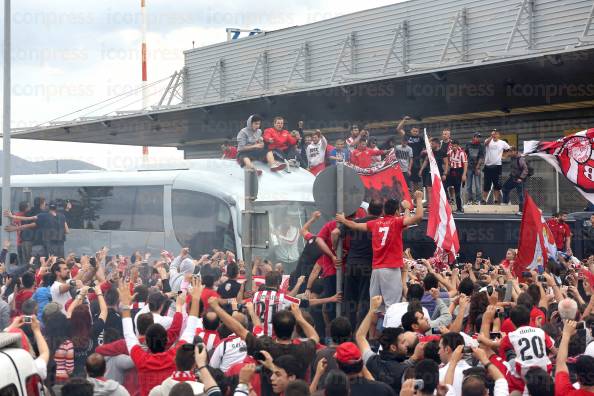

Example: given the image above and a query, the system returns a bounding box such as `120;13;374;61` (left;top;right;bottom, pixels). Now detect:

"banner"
514;193;549;276
524;128;594;204
347;150;412;204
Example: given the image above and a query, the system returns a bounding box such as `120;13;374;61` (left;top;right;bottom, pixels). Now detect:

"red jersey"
545;218;571;249
263;128;297;151
222;146;238;159
200;288;220;312
195;328;221;352
499;325;553;378
555;371;594;396
316;221;337;278
350;148;384;168
366;215;405;269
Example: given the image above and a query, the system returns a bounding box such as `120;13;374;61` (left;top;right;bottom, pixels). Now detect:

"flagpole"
1;0;11;244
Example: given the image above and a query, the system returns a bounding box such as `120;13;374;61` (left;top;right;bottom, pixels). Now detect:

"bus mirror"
242;210;269;249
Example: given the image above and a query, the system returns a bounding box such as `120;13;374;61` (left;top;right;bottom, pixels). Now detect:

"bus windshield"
251;201;320;273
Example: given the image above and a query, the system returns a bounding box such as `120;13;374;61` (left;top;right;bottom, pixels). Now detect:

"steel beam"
246;51;269;92
330;33;356;82
382;21;409;74
286;42;311;85
204;59;225;99
506;0;535;51
440;9;468;63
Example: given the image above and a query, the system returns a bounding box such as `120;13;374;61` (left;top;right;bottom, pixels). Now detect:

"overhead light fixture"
431;72;447;82
64;127;71;134
500;107;511;114
147;114;158;121
101;120;111;128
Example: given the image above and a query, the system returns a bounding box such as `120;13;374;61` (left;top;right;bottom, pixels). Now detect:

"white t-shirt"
306;136;327;167
50;281;71;313
384;302;430;328
209;334;246;372
439;360;472;396
484;139;510;166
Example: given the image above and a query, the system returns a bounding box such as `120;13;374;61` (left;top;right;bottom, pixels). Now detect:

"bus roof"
2;159;315;207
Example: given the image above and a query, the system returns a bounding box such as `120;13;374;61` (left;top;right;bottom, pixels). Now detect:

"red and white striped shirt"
251;290;300;336
195;328;221;352
449;148;468;169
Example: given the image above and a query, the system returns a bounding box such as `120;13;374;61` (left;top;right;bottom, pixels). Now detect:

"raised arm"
300;211;321;237
396;116;411;136
356;296;382;355
403;190;424;226
335;213;368;232
95;286;108;322
291;303;320;343
556;320;576;374
210;297;249;340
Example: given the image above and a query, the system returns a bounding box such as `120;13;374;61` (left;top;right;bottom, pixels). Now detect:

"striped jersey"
449;148;468;169
195;328;221;352
251;289;300;336
499;325;553;378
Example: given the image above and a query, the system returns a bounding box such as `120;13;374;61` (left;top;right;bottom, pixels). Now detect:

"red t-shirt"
555;371;594;396
200;288;220;312
14;289;34;315
223;147;238;159
350;148;383;168
546;218;572;249
263;128;297;151
316;221;337;278
366;215;405;269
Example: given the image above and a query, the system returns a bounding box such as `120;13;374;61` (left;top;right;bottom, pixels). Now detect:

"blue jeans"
502;177;524;211
466;170;482;202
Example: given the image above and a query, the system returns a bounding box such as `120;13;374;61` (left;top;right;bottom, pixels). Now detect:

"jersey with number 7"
365;215;406;269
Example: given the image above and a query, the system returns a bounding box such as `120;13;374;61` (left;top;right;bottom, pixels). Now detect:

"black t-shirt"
340;216;377;264
406;133;423;158
245;333;316;396
217;279;241;299
289;235;322;290
21;207;43;242
36;211;66;242
365;351;410;394
349;376;396;396
72;317;105;377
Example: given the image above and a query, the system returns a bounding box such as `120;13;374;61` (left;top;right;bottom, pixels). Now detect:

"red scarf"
171;371;196;382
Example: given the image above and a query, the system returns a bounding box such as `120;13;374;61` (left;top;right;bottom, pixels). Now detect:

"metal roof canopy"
12;0;594;149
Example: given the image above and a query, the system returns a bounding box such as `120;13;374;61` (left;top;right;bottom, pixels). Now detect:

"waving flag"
423;130;459;262
524;128;594;204
348;150;412;205
514;193;549;276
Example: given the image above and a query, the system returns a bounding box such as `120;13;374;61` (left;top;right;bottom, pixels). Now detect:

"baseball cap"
48;201;57;210
473;132;481;137
335;342;362;364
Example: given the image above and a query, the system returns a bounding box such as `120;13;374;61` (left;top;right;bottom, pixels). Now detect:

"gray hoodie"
237;115;262;150
87;377;130;396
169;254;195;293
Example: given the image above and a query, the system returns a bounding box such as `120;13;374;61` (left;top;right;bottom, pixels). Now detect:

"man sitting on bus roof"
237;114;286;174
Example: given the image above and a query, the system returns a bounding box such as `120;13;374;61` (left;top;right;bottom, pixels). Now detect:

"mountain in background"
0;151;102;175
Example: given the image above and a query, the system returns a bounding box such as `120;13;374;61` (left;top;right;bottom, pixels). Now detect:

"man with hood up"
237;114;286;173
86;353;130;396
169;247;195;293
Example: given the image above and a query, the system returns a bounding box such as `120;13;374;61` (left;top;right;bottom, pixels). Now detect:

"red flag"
423;131;459;262
524;128;594;204
348;152;411;205
514;193;549;277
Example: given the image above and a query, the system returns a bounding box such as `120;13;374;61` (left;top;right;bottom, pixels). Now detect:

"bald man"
86;353;130;396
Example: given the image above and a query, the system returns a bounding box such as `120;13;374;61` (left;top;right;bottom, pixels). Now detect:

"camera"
23;316;32;324
193;335;204;354
431;328;441;335
89;257;97;267
537;275;547;282
521;271;532;278
88;287;95;293
462;346;473;354
576;322;585;330
489;332;501;339
413;379;424;391
498;269;505;275
69;280;77;287
253;351;266;361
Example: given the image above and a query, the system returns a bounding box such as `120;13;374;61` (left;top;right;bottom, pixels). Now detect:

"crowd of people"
224;115;532;214
0;182;593;396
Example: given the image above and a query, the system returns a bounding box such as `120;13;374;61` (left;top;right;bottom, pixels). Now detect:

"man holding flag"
513;193;557;277
423;130;460;263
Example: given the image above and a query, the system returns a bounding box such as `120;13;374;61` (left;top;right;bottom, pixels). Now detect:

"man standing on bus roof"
336;191;424;309
236;114;286;173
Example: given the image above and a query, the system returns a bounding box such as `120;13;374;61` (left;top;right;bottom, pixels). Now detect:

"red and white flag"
514;193;550;276
423;130;459;262
524;128;594;204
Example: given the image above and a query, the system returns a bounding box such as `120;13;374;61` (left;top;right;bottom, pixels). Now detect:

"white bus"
3;159;317;269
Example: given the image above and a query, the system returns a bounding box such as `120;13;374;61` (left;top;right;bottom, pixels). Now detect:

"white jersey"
252;289;300;336
500;325;553;377
209;334;246;373
306;136;327;167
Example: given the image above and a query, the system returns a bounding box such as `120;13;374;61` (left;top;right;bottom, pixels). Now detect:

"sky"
1;0;402;169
